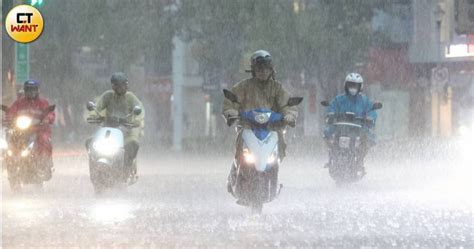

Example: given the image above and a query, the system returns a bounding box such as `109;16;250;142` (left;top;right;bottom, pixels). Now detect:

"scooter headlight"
254;112;270;124
243;148;255;164
16;116;32;130
93;138;120;156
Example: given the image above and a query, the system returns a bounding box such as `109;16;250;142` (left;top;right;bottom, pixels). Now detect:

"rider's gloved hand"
223;109;239;120
223;109;239;126
87;115;104;124
87;115;100;120
283;114;296;127
118;117;128;124
365;117;375;128
325;113;335;124
127;119;141;128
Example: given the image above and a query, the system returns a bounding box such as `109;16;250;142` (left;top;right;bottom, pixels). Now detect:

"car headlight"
243;148;255;164
16;116;32;130
93;138;120;156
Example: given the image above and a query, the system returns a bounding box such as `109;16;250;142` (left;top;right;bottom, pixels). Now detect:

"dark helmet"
250;50;273;70
110;72;128;85
24;80;40;99
24;79;41;89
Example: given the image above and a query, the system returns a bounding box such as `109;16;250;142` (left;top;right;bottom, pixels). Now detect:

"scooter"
86;101;142;194
1;104;56;192
223;89;303;213
321;101;382;184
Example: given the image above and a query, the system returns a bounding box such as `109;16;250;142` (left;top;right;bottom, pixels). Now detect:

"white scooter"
223;89;303;213
86;101;142;194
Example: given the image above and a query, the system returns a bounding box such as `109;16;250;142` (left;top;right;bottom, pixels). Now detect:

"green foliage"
178;0;383;96
29;0;176;135
27;0;385;130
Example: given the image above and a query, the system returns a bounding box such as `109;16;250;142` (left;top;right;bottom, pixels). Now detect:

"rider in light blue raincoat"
324;73;378;144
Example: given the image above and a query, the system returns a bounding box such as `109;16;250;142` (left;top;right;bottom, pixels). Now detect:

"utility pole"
13;0;46;90
432;3;446;137
172;36;184;152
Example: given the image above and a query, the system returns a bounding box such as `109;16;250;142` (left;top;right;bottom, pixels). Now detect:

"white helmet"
248;50;274;78
250;50;272;68
344;73;363;95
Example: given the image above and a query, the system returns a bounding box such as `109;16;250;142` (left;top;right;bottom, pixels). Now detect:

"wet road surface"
2;150;472;248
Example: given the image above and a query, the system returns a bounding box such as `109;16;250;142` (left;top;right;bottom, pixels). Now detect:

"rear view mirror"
86;101;96;111
1;105;8;112
223;89;239;103
287;97;303;107
320;101;330;107
372;102;383;110
132;106;142;115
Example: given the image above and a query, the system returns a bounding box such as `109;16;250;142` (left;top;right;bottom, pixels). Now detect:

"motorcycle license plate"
338;136;351;148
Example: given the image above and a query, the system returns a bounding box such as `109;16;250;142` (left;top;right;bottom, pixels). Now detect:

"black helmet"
110;72;128;85
23;79;40;99
24;79;41;88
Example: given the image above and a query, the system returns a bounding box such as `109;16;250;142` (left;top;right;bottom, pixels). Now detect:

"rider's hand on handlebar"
365;117;375;128
87;116;104;123
223;109;239;120
283;115;296;127
117;117;128;124
325;114;335;124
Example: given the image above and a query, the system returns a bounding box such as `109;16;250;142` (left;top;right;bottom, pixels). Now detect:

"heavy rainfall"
1;0;472;248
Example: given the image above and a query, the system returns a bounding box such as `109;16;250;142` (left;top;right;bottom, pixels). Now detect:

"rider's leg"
37;132;53;181
323;126;335;168
358;132;376;174
85;137;92;150
228;131;243;192
124;140;139;176
277;131;286;161
324;137;335;168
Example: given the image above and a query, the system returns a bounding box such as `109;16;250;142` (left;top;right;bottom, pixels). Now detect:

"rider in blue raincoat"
323;73;378;171
324;73;377;142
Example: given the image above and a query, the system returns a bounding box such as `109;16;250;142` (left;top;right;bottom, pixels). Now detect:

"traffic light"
29;0;44;7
